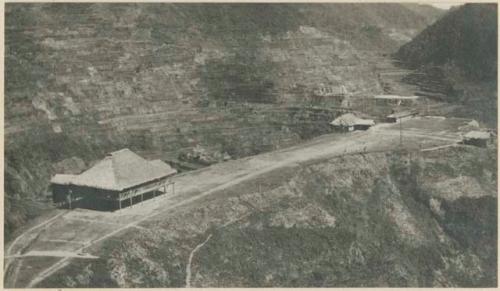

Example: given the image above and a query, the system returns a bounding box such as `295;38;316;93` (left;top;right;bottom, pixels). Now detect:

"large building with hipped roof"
51;148;177;211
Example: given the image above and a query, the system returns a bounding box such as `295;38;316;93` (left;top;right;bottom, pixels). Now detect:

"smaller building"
374;95;419;107
463;131;490;147
314;85;347;98
386;110;418;123
311;85;347;105
330;113;375;132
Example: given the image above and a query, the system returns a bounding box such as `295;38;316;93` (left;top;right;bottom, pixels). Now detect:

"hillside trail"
185;234;213;288
5;117;469;288
5;250;99;259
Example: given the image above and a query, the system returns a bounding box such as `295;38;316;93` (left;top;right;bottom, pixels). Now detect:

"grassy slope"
39;146;497;287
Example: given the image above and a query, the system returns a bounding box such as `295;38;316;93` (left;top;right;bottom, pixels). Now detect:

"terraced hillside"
396;3;497;125
5;3;443;239
5;117;497;287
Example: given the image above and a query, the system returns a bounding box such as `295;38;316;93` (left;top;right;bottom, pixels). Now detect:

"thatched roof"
464;131;490;140
330;113;375;127
51;149;177;191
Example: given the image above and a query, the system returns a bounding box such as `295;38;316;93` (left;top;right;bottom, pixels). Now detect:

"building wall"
353;124;372;131
464;138;488;147
51;184;119;204
331;125;352;133
386;114;416;123
51;176;173;210
119;177;171;200
52;184;70;204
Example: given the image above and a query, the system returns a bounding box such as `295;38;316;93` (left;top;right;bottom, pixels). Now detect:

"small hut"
463;131;490;147
374;95;419;106
386;110;418;123
330;113;375;132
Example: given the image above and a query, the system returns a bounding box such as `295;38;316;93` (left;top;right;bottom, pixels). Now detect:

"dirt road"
3;116;471;288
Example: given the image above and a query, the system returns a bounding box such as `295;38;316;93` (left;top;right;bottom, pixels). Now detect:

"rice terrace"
4;3;497;288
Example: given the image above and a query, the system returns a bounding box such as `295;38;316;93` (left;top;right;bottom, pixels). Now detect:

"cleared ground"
3;116;481;288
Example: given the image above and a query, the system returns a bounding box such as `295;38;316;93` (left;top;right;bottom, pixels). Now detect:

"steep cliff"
5;3;443;240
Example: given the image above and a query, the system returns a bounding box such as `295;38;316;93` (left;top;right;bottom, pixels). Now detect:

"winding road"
4;117;469;288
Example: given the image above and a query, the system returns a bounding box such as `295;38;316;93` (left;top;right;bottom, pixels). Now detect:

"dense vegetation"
397;4;497;81
396;4;497;125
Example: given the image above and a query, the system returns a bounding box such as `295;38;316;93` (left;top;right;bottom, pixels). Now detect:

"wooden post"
67;190;72;210
119;199;121;210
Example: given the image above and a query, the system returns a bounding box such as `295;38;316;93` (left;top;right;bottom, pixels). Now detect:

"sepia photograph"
3;2;498;288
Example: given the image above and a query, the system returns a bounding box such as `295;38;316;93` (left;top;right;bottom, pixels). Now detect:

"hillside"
4;3;443;240
6;119;497;287
71;147;496;287
397;4;497;81
395;4;497;125
4;115;497;288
